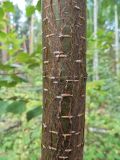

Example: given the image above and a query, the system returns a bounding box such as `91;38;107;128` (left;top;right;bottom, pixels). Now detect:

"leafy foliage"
0;7;4;20
36;0;41;12
27;106;42;121
3;1;15;13
6;101;26;114
26;5;35;17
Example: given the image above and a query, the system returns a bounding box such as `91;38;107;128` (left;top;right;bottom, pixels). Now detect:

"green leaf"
0;31;7;40
0;75;14;88
6;100;26;114
26;5;35;17
0;101;9;115
27;106;42;121
0;80;18;88
36;0;41;11
15;53;31;63
28;62;40;68
0;64;15;71
0;7;4;20
0;157;8;160
3;1;15;13
11;75;28;83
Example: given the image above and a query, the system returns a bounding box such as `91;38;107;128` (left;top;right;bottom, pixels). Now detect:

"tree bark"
41;1;86;160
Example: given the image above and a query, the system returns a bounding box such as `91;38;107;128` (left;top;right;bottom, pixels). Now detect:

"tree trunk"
1;1;8;63
41;1;86;160
115;5;119;75
93;0;99;80
29;15;34;54
1;27;8;63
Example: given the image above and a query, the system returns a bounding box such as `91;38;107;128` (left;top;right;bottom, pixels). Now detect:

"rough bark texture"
41;0;86;160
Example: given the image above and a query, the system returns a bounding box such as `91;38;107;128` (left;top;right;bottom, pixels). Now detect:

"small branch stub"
59;156;69;159
74;5;81;10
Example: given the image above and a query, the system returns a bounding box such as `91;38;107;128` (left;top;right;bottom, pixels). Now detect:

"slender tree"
41;1;86;160
115;5;119;75
0;0;8;63
25;0;34;54
13;5;22;34
1;26;8;63
93;0;99;80
29;14;34;54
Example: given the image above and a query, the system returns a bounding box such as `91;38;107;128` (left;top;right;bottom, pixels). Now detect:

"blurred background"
0;0;120;159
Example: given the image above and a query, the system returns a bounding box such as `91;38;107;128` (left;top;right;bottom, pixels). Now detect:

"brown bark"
41;0;86;160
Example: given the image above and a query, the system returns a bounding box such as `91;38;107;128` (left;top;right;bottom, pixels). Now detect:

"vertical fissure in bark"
41;0;86;160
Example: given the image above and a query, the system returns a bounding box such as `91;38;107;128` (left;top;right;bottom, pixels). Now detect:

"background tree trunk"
41;1;86;160
93;0;99;80
115;5;119;75
1;1;8;63
29;15;34;54
1;19;8;63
